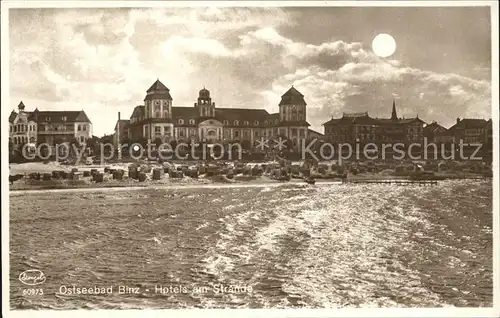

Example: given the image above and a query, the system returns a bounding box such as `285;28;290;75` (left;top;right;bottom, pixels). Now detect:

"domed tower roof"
199;87;210;97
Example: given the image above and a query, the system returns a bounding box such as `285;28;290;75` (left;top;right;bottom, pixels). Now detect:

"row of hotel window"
130;117;285;126
39;117;91;123
328;134;425;142
464;129;486;134
10;124;36;133
137;127;307;138
41;116;66;121
328;134;377;141
325;127;423;134
11;135;87;145
16;116;79;122
11;136;35;144
10;124;89;132
39;124;89;132
324;127;390;134
144;106;303;119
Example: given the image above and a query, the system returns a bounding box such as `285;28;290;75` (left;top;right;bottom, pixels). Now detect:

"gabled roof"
398;117;425;124
424;122;442;130
172;106;197;117
279;86;307;106
75;111;91;123
323;113;376;126
323;113;425;126
215;108;271;126
145;79;173;101
449;118;489;131
351;115;378;125
424;122;447;134
281;86;304;98
322;117;346;126
26;110;92;123
147;79;169;93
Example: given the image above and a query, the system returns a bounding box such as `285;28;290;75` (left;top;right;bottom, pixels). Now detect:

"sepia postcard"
2;1;499;318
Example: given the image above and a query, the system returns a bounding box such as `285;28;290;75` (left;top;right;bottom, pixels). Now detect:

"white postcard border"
1;1;499;317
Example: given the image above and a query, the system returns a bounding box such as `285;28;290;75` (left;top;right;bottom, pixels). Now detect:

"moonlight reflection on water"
9;180;493;309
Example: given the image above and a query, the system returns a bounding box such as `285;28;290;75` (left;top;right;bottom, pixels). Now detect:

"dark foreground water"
9;180;493;309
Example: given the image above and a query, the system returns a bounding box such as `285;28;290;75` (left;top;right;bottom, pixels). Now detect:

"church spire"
391;99;398;120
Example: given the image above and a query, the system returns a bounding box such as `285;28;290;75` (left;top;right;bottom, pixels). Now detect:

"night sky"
8;5;493;136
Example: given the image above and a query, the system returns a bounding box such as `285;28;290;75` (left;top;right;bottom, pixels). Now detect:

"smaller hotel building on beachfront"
322;101;492;147
322;101;426;145
9;101;93;150
114;79;322;149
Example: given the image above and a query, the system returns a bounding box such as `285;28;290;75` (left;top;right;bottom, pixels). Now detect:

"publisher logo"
19;269;46;286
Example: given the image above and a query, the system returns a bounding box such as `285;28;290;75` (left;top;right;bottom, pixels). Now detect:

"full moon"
372;33;396;58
